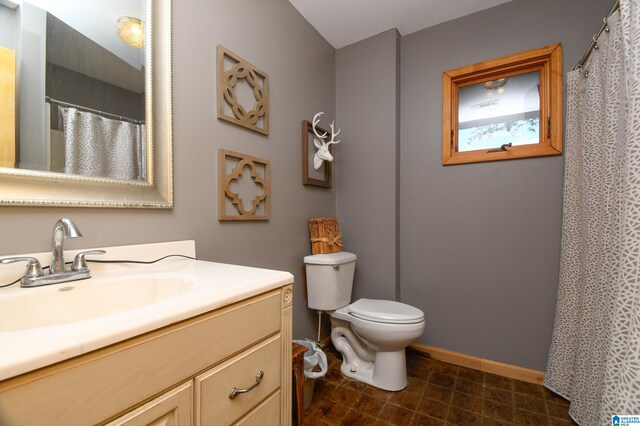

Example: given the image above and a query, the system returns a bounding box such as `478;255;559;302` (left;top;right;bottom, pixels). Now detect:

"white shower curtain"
60;107;146;181
545;1;640;425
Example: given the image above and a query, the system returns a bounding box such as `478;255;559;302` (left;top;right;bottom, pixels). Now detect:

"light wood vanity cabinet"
0;285;293;426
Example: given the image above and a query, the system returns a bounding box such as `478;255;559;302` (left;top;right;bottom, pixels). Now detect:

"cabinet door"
105;382;192;426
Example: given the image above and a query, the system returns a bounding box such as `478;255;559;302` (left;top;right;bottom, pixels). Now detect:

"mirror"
442;44;562;166
0;0;172;207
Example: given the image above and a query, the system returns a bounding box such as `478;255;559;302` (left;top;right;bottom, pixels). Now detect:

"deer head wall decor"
312;112;341;170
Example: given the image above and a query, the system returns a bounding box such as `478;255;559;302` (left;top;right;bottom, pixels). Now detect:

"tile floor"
303;346;576;425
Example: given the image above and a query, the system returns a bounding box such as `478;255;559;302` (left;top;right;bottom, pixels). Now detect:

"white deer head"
312;112;341;170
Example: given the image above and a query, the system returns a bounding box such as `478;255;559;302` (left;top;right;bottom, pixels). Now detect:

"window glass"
458;71;540;152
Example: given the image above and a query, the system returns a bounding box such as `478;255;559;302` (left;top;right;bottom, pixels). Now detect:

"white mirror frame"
0;0;173;208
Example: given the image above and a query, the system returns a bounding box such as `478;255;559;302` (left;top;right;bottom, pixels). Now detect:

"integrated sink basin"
0;240;294;382
0;275;194;332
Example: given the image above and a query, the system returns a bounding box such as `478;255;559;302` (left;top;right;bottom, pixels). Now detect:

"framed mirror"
442;44;562;165
0;0;172;207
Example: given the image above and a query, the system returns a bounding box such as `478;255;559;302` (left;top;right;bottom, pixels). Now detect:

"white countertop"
0;241;293;381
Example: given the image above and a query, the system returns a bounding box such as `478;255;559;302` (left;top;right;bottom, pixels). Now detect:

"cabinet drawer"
234;390;280;426
195;335;281;426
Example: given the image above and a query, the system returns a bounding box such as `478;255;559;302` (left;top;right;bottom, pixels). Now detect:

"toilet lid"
348;299;424;324
304;252;357;265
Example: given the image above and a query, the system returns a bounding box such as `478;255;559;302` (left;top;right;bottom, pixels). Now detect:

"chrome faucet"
50;218;82;274
0;218;105;287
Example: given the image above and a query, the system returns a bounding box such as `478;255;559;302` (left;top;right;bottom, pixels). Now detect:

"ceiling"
288;0;514;49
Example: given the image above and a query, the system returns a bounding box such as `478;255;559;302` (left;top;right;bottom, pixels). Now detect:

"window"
442;44;562;165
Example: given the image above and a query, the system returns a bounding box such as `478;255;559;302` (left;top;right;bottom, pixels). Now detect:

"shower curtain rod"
574;0;620;70
45;96;144;125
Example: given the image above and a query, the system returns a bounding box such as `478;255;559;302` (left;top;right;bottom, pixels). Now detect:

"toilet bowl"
304;252;425;391
330;298;425;390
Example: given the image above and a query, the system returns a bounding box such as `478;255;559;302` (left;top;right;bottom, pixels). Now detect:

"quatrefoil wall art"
219;149;270;221
217;45;269;135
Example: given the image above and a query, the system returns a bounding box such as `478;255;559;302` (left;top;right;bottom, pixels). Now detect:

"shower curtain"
545;1;640;424
60;107;146;181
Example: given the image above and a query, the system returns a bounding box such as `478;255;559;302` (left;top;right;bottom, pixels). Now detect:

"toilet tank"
304;252;357;311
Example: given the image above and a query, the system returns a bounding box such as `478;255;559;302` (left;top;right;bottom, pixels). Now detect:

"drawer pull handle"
228;370;264;399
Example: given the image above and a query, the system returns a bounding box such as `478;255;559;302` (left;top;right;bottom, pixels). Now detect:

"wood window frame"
442;44;563;165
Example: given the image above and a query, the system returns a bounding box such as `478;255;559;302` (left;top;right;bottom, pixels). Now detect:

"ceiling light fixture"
483;78;508;91
116;17;144;48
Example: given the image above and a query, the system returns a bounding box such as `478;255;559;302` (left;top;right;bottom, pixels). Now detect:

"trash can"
293;340;327;409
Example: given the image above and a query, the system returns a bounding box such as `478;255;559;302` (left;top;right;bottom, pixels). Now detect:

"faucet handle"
0;256;44;278
72;250;106;273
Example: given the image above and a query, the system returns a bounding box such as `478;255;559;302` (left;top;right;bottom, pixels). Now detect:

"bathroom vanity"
0;241;294;425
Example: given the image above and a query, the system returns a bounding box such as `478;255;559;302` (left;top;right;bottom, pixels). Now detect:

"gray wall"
400;0;611;370
0;0;614;372
335;29;400;301
17;2;47;170
0;5;15;49
0;0;335;341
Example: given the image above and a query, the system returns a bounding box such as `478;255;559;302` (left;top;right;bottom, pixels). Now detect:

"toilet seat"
347;299;424;324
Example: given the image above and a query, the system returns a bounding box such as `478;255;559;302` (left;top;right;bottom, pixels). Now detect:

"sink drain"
58;286;75;292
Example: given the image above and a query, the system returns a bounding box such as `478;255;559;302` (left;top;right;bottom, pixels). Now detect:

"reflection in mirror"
2;0;146;181
458;71;540;152
0;0;173;207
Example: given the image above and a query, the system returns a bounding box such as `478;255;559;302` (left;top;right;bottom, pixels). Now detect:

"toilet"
304;252;425;391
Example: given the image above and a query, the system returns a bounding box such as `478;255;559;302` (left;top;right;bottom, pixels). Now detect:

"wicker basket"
308;217;343;254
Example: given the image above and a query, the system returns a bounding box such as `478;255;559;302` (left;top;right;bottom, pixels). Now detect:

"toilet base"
338;349;408;391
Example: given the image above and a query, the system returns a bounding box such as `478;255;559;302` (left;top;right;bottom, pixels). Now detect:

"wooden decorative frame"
442;44;562;165
302;120;332;188
217;46;269;135
219;149;270;221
